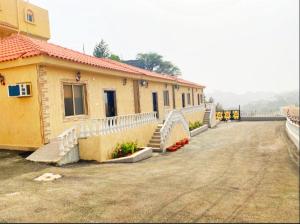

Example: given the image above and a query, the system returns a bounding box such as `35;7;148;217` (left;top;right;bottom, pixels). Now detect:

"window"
104;90;117;117
187;93;191;105
26;9;34;23
163;90;170;106
63;84;87;117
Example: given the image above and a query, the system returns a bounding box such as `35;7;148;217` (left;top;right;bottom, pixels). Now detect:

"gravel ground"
0;121;299;223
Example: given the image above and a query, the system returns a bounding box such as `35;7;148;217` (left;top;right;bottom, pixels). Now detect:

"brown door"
192;89;195;106
172;85;176;109
152;92;159;118
182;93;186;108
133;80;141;113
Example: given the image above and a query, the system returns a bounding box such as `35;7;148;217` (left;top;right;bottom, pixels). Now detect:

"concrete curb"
190;125;208;137
101;147;153;163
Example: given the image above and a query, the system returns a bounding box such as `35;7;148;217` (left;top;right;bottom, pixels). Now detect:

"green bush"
112;141;138;159
189;121;203;131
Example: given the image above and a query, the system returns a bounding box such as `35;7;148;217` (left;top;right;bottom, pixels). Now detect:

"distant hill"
207;90;299;112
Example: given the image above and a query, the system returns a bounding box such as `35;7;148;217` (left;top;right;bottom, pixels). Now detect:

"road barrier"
240;111;286;121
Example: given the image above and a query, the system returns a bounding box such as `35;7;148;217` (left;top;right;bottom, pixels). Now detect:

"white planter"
102;147;153;163
190;125;208;137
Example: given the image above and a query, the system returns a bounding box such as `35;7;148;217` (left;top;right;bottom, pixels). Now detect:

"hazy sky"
31;0;299;94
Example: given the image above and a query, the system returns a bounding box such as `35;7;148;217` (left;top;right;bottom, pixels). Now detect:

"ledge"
101;147;153;163
190;125;208;137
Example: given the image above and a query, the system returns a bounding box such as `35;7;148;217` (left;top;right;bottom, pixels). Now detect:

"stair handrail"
209;103;216;126
56;126;78;156
205;103;214;110
160;109;190;152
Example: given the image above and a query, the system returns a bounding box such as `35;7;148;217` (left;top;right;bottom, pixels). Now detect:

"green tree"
136;52;163;71
135;52;181;76
156;60;181;76
109;54;121;61
93;39;110;58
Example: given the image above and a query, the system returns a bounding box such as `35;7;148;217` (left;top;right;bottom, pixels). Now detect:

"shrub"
189;121;203;131
112;141;138;159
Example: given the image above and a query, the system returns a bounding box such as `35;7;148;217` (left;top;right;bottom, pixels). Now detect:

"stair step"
148;143;161;148
152;136;161;140
152;147;163;153
150;140;160;144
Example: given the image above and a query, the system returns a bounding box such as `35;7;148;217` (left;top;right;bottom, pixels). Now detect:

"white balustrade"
56;126;77;156
79;112;157;138
205;103;214;110
55;112;158;156
160;110;190;152
286;116;300;150
180;104;205;115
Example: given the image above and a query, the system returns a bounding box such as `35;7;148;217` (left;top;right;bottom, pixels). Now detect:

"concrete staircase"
147;124;163;152
203;110;211;126
26;141;80;166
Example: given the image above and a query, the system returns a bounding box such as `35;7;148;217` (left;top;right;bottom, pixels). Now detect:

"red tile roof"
0;34;205;88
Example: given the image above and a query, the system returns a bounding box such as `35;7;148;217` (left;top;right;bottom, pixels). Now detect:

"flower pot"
167;145;179;152
176;142;183;148
180;140;186;145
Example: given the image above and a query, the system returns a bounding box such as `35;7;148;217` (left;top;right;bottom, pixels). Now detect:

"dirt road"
0;121;299;222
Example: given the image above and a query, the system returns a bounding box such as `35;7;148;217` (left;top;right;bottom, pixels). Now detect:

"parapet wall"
78;122;158;162
286;118;299;150
183;111;205;124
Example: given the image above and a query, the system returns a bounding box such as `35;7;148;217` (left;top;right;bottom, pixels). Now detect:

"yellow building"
0;0;50;40
0;1;214;164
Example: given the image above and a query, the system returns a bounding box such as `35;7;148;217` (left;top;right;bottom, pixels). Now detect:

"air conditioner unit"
8;83;32;97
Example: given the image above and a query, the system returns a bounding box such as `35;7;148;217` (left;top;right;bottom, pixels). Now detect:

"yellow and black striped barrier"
216;110;240;121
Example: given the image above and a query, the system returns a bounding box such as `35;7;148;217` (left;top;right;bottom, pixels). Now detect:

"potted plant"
167;145;178;152
183;138;189;144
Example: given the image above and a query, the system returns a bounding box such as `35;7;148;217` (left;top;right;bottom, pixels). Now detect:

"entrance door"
182;93;186;108
104;90;117;117
152;92;159;118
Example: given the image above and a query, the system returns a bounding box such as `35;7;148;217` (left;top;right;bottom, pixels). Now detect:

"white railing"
160;110;190;152
57;127;78;156
287;110;300;125
79;112;157;138
180;104;205;114
286;116;300;150
55;112;157;156
164;108;173;120
240;111;284;118
205;103;214;110
209;104;216;127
